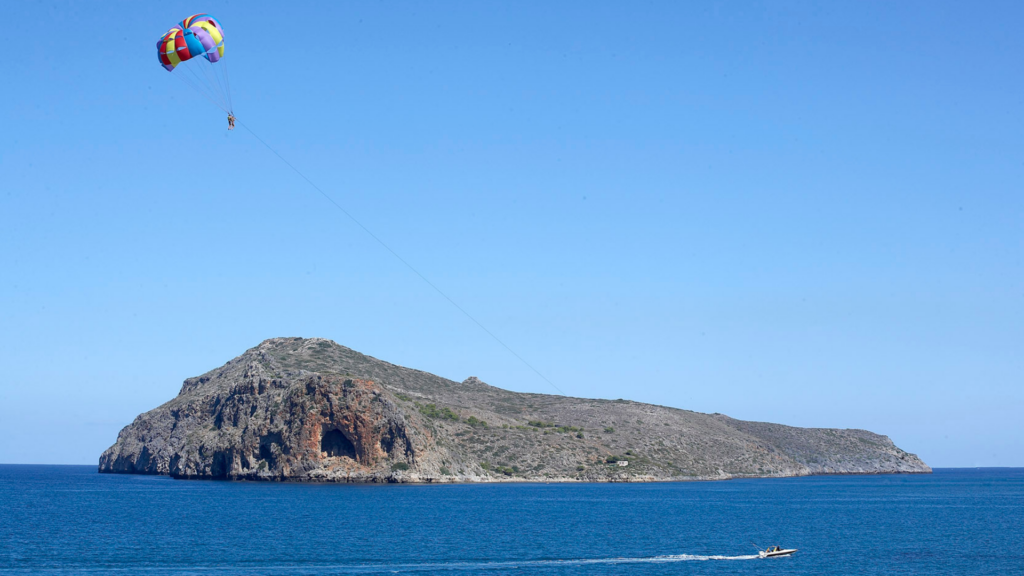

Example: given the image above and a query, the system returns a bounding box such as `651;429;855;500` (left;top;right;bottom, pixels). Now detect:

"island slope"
99;338;930;482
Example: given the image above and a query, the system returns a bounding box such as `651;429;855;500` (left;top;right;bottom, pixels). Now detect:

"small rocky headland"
100;338;930;482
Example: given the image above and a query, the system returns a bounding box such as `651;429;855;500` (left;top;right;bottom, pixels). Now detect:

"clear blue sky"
1;2;1021;468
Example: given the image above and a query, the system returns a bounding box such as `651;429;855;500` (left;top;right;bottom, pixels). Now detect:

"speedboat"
759;545;797;558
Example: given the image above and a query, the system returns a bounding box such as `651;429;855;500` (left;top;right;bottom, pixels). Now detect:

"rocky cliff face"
100;338;930;482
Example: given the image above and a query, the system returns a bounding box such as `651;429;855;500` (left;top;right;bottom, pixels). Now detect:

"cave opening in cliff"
321;429;356;459
259;432;284;466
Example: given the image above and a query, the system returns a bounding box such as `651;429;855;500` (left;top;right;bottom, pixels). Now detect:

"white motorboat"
759;545;797;558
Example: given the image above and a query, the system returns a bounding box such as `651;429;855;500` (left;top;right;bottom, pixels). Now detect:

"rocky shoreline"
103;469;932;485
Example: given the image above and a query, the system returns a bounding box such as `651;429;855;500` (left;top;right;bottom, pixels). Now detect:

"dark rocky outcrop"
100;337;930;482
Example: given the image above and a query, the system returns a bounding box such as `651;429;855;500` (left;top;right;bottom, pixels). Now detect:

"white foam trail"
525;554;761;565
344;554;762;572
0;554;763;575
289;554;762;573
301;553;763;573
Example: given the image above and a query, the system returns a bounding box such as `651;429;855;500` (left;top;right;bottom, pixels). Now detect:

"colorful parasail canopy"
157;14;225;71
157;14;233;116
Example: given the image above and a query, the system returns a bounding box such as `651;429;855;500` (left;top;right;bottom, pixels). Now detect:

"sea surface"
1;466;1021;575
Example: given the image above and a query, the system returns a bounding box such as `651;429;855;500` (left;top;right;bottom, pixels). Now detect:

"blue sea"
1;466;1021;575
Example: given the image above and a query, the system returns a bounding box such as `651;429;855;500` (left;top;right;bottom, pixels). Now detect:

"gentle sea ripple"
1;466;1021;575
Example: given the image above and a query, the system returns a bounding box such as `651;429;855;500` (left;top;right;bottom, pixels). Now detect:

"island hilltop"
100;337;930;482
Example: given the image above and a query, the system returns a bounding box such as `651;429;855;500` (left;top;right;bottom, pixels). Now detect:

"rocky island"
100;337;930;482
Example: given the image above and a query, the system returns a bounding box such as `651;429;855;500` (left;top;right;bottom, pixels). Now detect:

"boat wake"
384;554;762;572
1;553;762;575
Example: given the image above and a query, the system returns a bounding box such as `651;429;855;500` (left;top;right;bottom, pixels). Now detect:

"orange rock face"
292;376;415;468
100;368;419;480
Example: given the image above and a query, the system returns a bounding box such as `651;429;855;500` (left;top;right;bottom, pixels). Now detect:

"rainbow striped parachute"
157;14;233;115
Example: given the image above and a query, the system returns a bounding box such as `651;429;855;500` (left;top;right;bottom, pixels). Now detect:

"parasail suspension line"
236;119;566;397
